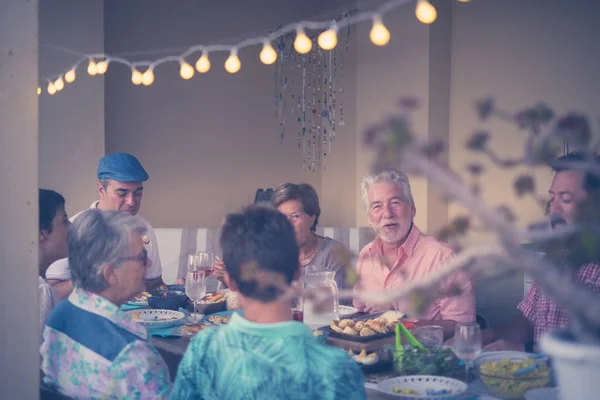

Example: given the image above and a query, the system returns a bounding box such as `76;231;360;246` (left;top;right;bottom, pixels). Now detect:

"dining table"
151;334;503;399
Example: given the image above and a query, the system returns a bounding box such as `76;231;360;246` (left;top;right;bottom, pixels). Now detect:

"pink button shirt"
353;225;475;322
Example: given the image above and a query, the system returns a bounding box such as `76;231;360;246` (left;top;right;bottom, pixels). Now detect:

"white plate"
339;305;359;317
377;375;468;399
126;309;185;329
525;388;559;400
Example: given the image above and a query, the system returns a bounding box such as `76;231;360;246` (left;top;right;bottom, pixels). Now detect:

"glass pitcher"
302;271;340;330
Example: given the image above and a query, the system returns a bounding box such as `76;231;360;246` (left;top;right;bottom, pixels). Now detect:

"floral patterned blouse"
41;289;172;399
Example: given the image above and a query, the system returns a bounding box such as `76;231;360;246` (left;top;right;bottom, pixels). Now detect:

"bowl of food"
147;289;187;310
196;290;228;314
474;351;551;400
377;375;468;399
393;347;459;377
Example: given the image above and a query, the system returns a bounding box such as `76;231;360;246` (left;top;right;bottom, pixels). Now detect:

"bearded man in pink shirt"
353;169;475;338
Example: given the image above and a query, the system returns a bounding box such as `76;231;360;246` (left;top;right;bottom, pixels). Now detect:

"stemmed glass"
185;254;209;323
452;322;482;383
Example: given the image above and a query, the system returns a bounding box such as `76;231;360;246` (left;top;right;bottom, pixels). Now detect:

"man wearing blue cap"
47;152;177;297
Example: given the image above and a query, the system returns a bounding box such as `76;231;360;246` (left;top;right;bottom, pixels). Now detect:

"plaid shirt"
518;263;600;344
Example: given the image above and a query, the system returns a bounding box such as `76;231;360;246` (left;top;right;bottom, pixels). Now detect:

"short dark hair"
551;152;600;193
271;183;321;231
39;189;66;233
220;205;299;302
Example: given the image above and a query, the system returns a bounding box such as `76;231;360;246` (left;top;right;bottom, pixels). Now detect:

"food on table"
349;349;379;365
131;292;152;303
479;358;550;398
207;315;231;325
391;388;421;395
201;292;226;303
329;316;393;337
394;347;458;377
355;349;368;362
312;330;324;337
379;310;404;322
339;319;355;329
180;324;207;336
359;327;376;337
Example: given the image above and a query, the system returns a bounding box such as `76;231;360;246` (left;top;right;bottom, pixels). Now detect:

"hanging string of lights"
40;0;471;95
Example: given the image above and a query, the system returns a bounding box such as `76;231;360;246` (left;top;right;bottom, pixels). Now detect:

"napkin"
148;325;184;337
120;303;147;311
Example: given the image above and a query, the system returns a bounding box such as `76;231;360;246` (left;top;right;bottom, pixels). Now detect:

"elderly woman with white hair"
353;169;475;338
41;209;172;399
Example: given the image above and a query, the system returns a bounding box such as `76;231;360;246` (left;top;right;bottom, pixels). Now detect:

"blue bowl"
148;290;187;310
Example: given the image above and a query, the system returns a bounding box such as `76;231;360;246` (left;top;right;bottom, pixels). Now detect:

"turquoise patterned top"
171;313;366;399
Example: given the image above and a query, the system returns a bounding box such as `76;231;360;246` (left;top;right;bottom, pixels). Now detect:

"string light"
370;17;390;46
318;27;338;50
131;68;143;85
65;68;76;83
142;69;155;86
87;59;98;76
294;28;313;54
195;52;211;73
224;50;241;74
259;42;278;65
180;61;195;79
40;0;472;91
47;81;56;95
54;76;65;91
415;0;437;24
96;60;109;75
37;87;41;96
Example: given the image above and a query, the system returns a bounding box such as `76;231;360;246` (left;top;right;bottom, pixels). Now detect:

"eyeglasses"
118;248;149;267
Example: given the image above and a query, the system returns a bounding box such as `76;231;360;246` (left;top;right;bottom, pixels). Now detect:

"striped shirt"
41;289;172;399
171;313;366;400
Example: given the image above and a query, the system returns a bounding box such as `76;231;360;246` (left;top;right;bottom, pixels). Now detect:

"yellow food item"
355;349;367;362
391;388;420;395
479;359;550;398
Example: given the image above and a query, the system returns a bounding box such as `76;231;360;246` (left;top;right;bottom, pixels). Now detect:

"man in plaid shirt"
481;153;600;351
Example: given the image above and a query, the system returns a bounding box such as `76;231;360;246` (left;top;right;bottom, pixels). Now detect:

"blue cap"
97;152;149;182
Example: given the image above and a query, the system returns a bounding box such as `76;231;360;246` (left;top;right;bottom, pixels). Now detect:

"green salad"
393;347;458;377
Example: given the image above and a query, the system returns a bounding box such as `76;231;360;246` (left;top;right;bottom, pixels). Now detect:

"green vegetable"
393;347;458;377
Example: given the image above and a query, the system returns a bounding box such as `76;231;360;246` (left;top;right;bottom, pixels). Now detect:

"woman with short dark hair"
271;183;348;290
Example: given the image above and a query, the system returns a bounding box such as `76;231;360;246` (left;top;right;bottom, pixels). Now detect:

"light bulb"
416;0;437;24
96;60;109;75
457;0;471;2
318;28;338;50
54;76;65;91
47;82;56;95
294;28;312;54
131;69;143;85
370;18;390;46
37;87;41;95
87;60;98;76
195;52;211;73
65;68;76;83
224;51;241;74
142;69;154;86
260;42;278;65
180;61;195;79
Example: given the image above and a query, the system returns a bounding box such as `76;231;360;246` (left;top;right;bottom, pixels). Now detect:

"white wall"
355;3;432;230
103;0;357;228
38;0;105;215
0;1;39;398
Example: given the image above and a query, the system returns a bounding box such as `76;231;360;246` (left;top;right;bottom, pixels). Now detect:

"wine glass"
185;269;207;323
195;251;214;274
452;322;482;383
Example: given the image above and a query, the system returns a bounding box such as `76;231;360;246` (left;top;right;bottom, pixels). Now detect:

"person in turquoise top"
171;205;366;400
